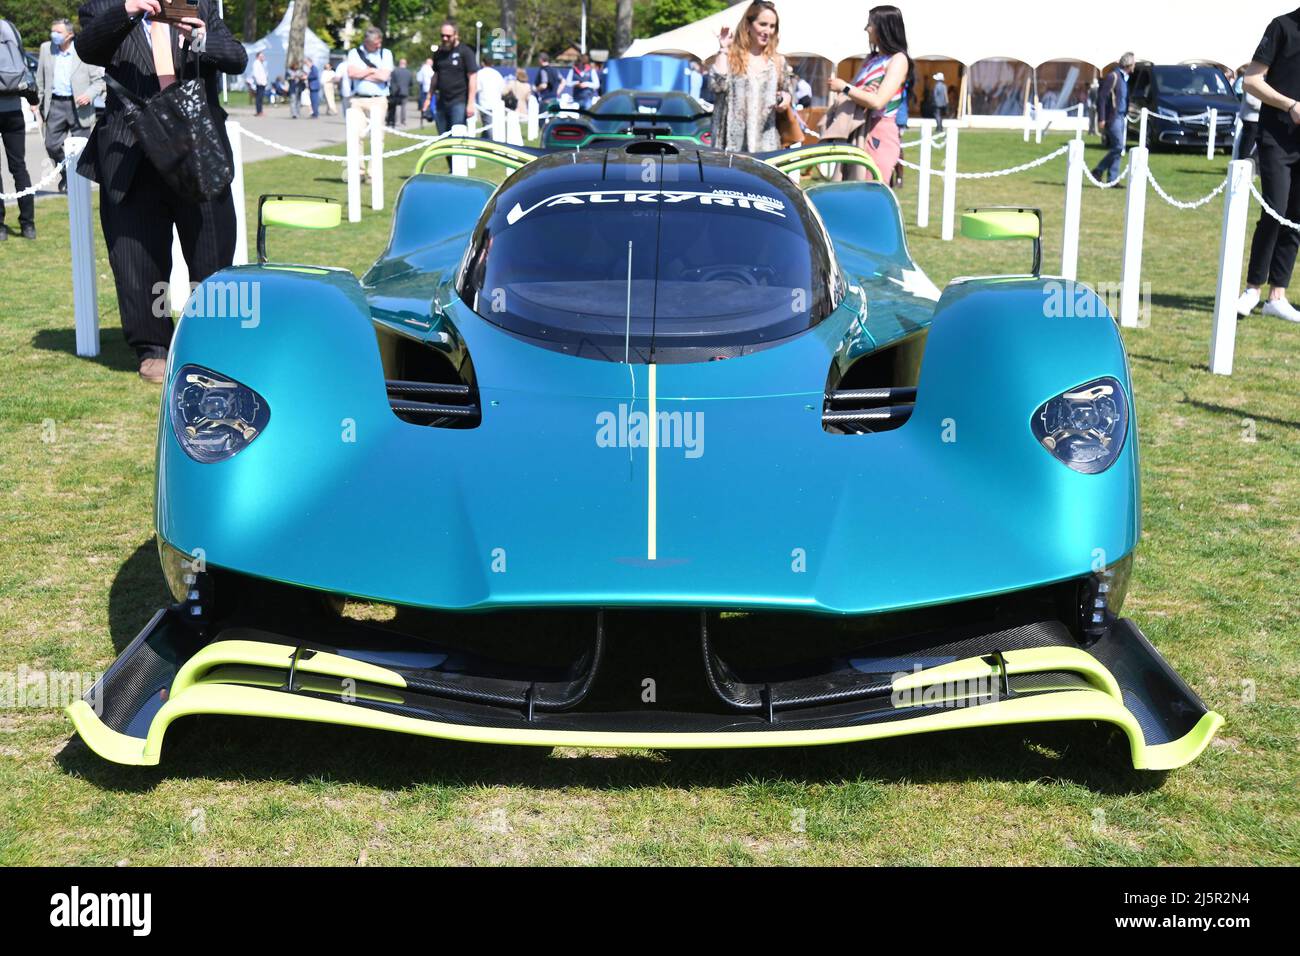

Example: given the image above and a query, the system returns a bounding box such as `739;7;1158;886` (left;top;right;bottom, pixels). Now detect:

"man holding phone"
75;0;246;382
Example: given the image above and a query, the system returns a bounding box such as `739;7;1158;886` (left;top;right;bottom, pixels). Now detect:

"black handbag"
105;45;233;203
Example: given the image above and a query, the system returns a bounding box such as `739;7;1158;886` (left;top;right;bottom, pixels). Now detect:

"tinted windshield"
596;92;698;119
1153;66;1230;97
459;156;841;362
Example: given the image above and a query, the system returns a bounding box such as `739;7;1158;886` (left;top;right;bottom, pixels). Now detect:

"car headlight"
169;364;270;463
1030;377;1128;474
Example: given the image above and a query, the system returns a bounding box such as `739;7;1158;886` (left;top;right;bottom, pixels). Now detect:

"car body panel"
68;142;1215;769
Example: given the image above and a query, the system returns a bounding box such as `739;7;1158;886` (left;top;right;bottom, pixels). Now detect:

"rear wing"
413;137;884;184
759;141;883;182
414;138;548;176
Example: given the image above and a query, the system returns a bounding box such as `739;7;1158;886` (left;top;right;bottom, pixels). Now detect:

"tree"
242;0;258;43
286;0;310;69
634;0;729;36
614;0;633;57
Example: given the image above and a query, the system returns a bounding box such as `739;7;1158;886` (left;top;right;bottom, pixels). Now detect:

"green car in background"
541;90;713;150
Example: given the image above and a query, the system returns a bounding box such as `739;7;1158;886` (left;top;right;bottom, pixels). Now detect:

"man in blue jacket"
1092;52;1134;184
304;56;320;117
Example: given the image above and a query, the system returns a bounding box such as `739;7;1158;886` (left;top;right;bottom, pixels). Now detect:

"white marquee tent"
625;0;1268;71
240;2;332;85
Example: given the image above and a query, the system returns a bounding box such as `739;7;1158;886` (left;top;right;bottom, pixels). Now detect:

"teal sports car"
540;90;713;150
68;139;1222;769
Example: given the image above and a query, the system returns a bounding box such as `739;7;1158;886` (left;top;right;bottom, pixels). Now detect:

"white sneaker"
1236;287;1261;316
1262;297;1300;323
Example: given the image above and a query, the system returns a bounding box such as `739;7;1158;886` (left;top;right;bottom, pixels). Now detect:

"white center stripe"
647;363;658;561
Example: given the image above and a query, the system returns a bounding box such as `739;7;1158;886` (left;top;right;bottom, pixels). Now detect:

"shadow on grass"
107;539;171;654
55;714;1168;797
31;327;139;374
1148;291;1216;313
1177;394;1300;430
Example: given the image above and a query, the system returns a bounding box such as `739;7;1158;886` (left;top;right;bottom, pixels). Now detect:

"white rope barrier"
1147;169;1229;210
238;126;450;162
1248;179;1300;231
0;156;70;201
1082;160;1129;189
1128;108;1213;125
897;142;1068;179
382;126;442;141
900;129;947;149
239;126;349;162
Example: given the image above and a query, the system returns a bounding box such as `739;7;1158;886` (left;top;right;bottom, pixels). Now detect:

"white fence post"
226;120;248;265
527;95;539;142
1207;108;1218;160
917;122;933;228
1075;103;1084;141
1209;159;1254;375
1119;145;1149;328
64;136;99;358
1138;107;1148;149
168;227;190;314
370;106;384;210
490;102;506;143
941;125;959;241
506;109;524;147
451;123;469;176
346;106;361;222
1061;138;1085;280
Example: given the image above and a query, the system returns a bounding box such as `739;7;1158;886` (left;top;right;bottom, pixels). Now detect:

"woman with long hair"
709;1;796;153
824;5;911;183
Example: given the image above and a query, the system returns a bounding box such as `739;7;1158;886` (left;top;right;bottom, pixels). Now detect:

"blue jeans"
309;87;320;117
434;98;468;171
435;97;467;134
1094;115;1126;182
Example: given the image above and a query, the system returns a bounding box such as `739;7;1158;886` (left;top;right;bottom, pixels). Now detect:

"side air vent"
375;326;481;429
823;329;927;436
823;387;916;434
386;379;480;427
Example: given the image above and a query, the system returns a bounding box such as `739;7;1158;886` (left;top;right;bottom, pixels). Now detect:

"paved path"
0;98;437;208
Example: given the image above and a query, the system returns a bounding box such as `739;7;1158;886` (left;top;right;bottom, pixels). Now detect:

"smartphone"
154;0;199;24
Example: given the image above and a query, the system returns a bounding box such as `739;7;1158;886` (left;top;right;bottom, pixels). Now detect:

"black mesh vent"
94;636;175;734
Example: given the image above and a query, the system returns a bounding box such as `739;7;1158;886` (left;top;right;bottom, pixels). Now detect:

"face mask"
51;32;65;47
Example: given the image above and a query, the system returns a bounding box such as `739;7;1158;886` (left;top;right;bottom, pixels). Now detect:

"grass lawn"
0;130;1296;866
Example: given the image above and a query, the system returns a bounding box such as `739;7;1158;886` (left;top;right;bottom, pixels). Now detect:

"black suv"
1126;62;1239;151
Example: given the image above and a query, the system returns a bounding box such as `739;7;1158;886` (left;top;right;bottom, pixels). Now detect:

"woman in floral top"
708;1;796;153
826;5;911;184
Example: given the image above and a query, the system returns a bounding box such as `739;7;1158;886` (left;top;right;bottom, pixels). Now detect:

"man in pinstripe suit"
75;0;246;383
